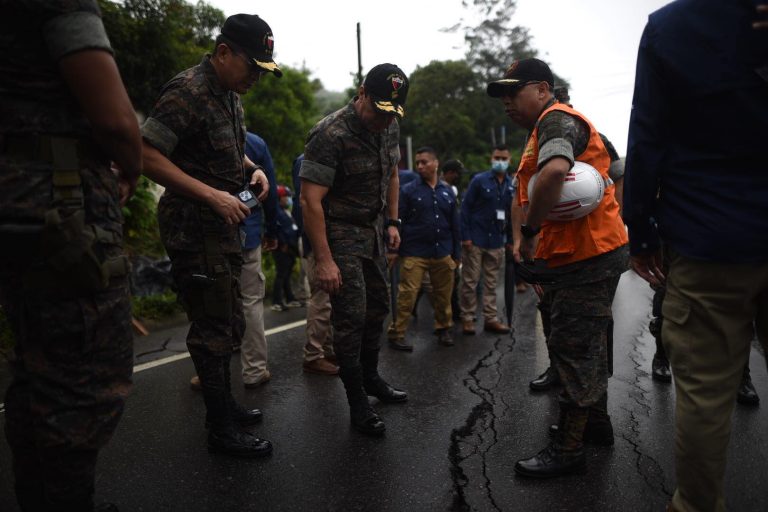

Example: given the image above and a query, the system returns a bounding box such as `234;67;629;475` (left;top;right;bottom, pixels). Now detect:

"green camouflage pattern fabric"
0;1;132;509
300;100;400;259
547;273;622;408
142;56;246;254
330;254;390;369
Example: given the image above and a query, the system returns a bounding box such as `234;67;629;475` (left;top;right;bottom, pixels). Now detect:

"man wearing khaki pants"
459;145;516;335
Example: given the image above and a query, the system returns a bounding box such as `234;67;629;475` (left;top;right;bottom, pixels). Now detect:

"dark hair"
442;159;464;174
213;34;242;56
493;144;509;152
415;146;438;158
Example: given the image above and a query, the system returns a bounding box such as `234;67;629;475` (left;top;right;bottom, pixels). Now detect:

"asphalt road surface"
1;270;766;511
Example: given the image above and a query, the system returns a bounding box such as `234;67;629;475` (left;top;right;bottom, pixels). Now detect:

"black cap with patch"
486;58;554;97
221;14;282;77
363;63;409;118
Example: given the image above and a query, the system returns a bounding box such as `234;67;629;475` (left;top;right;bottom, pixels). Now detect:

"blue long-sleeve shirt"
398;176;460;260
624;0;768;263
240;132;279;250
460;170;515;249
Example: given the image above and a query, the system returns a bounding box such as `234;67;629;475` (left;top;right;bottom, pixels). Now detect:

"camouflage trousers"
330;254;389;370
168;250;245;426
547;274;622;408
2;279;133;511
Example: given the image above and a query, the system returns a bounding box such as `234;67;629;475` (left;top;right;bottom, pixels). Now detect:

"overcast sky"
210;0;672;155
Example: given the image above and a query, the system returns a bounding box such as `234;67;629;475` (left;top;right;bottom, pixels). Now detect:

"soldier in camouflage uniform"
488;59;628;478
300;64;409;436
0;1;142;509
140;14;277;457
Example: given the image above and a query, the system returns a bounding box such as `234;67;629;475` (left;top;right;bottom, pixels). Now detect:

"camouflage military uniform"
0;2;133;509
533;105;628;411
141;55;247;424
299;100;400;370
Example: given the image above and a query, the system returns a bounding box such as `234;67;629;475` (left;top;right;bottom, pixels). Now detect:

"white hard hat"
528;161;607;221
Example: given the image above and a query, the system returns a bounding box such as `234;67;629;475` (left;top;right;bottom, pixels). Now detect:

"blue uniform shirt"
399;176;461;260
240;132;279;250
624;0;768;263
460;170;515;249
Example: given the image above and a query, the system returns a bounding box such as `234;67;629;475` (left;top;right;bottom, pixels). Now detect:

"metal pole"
501;125;506;145
356;22;363;85
490;127;497;147
406;136;413;171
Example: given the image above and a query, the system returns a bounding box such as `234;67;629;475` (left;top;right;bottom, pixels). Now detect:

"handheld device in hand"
237;188;260;210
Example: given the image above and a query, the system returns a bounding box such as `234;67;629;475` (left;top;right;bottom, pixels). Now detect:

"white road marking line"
0;319;307;413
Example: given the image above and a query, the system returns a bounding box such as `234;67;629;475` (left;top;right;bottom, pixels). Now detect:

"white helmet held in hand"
528;161;607;221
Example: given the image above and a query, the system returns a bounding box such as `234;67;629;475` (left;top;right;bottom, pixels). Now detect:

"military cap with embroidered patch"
221;14;282;77
363;63;409;118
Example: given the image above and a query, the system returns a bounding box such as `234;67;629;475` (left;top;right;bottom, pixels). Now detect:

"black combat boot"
436;328;454;346
515;406;587;478
549;393;614;446
361;349;408;403
339;365;386;436
737;365;760;406
650;321;672;382
529;366;561;391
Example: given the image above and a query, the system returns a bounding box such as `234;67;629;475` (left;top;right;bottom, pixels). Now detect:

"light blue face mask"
491;160;510;173
285;197;293;209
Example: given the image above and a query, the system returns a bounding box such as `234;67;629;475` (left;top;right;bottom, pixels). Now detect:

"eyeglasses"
231;47;265;76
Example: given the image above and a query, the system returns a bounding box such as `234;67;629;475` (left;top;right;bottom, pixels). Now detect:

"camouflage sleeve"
300;125;339;187
537;111;590;168
41;0;112;61
141;79;195;157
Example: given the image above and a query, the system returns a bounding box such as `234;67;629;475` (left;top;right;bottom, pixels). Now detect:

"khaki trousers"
388;255;455;338
459;244;504;323
664;252;768;512
240;246;269;384
303;252;334;362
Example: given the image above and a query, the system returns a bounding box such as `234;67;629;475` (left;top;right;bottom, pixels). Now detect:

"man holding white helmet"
488;58;628;478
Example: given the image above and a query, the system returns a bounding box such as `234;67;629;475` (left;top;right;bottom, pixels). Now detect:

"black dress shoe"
388;338;414;351
737;373;760;406
351;406;386;436
437;328;454;346
652;356;672;383
231;403;264;426
364;376;408;403
529;367;560;391
208;426;273;458
514;443;585;478
549;421;614;446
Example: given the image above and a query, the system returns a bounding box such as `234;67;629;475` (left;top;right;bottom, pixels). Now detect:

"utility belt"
0;134;130;297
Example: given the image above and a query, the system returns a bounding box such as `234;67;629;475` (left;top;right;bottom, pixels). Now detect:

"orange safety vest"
516;102;627;267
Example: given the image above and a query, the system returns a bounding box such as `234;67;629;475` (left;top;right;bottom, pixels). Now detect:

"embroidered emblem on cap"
505;61;519;75
389;74;405;99
263;33;274;54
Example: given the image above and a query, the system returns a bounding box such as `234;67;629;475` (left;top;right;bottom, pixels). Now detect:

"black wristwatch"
386;218;402;229
520;224;541;238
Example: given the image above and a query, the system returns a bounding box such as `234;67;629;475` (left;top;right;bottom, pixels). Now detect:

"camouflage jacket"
299;99;400;258
142;56;246;254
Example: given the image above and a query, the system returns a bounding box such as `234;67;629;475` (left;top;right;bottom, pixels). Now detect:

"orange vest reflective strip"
516;102;627;267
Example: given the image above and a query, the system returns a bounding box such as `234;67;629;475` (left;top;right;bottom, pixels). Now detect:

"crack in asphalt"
449;331;516;512
134;337;177;359
622;314;674;498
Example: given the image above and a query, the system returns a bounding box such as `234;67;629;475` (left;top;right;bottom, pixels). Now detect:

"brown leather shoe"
190;375;201;392
303;358;339;375
462;320;475;335
484;319;510;334
243;370;272;388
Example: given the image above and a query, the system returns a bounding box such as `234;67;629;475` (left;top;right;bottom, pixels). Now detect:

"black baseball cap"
221;14;282;77
486;58;554;97
363;63;409;118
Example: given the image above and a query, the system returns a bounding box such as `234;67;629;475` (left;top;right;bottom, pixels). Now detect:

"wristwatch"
520;224;541;238
386;218;402;228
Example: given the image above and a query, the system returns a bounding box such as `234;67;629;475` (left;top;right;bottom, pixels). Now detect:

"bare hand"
111;162;138;207
262;236;278;252
316;257;343;294
519;235;538;263
387;226;401;251
209;188;250;224
249;169;269;201
630;251;666;287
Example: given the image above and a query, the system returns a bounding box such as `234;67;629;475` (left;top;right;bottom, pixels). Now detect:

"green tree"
99;0;225;115
240;67;321;183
